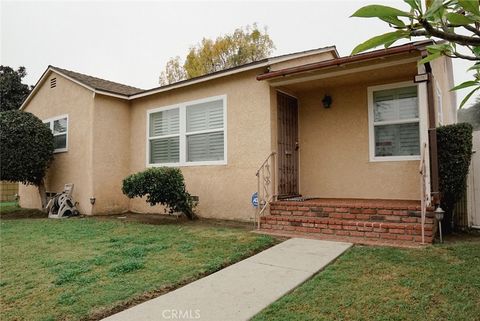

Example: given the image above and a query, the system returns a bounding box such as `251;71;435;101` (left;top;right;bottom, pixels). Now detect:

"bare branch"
452;51;480;61
419;19;480;46
463;24;480;37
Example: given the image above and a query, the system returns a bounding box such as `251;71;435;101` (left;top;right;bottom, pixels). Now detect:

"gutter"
256;43;422;81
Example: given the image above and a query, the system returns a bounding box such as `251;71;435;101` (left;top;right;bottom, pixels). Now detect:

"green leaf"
380;16;406;27
468;62;480;71
351;5;412;18
458;0;480;16
450;80;480;91
446;12;475;25
403;0;421;12
426;43;452;53
459;85;480;108
424;0;444;19
417;51;442;64
473;47;480;57
351;31;409;55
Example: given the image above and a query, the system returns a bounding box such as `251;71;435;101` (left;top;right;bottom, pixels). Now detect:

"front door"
277;92;299;197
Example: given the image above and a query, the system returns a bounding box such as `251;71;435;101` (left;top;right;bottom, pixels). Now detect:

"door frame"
276;90;300;198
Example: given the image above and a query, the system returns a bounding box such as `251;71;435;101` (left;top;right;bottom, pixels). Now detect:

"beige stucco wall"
90;95;131;214
19;71;94;214
431;56;457;125
128;69;272;221
290;63;422;200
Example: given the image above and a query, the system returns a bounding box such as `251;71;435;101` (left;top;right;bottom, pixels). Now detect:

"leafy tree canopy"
351;0;480;107
0;66;32;112
0;110;54;208
159;24;275;85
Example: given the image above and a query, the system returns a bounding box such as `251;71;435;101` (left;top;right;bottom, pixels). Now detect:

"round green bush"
122;167;197;220
0;110;54;185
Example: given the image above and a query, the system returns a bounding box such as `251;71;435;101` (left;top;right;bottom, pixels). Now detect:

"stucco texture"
18;53;456;220
276;61;423;200
128;69;272;221
19;71;94;214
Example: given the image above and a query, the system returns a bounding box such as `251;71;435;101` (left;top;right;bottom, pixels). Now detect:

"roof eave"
256;42;431;81
19;67;130;111
129;46;338;100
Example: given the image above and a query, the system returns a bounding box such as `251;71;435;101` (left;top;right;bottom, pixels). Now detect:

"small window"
44;115;68;152
147;96;226;166
369;83;420;161
149;109;180;164
50;78;57;88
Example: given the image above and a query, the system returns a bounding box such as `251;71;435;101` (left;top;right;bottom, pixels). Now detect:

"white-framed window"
147;95;227;166
43;114;68;153
368;82;421;161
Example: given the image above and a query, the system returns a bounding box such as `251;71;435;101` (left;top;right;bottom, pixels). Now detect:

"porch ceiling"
270;52;420;94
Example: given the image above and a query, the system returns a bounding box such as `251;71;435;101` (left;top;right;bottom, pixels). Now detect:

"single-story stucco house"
19;40;456;245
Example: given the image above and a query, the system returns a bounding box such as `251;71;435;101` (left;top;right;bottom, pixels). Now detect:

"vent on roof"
50;78;57;88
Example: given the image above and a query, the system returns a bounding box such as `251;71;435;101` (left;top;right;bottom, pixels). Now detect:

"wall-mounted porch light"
322;95;332;108
90;197;96;205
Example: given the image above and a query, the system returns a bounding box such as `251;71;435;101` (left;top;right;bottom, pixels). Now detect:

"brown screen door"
277;92;299;197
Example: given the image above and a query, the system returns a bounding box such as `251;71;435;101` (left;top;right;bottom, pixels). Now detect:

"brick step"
260;215;434;243
270;208;434;223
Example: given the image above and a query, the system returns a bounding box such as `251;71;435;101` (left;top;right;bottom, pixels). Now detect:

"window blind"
148;97;226;165
374;86;418;122
372;85;420;158
150;136;180;164
186;100;224;132
150;109;179;137
187;131;224;162
374;123;420;156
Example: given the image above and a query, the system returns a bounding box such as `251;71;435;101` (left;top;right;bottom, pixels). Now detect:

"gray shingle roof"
50;66;144;96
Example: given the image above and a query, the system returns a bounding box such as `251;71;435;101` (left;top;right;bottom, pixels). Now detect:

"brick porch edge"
260;200;436;245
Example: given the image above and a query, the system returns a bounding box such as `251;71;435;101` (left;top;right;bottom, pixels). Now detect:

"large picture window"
44;115;68;153
147;95;226;166
368;83;420;161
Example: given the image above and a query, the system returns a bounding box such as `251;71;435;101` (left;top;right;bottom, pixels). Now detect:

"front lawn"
0;217;277;321
253;237;480;321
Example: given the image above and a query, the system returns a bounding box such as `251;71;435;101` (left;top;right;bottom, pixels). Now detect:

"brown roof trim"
256;42;428;81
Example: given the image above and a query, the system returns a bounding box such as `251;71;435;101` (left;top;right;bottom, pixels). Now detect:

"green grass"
253;238;480;321
0;218;277;321
0;201;20;213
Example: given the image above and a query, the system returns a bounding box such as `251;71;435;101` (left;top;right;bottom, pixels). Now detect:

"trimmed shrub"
437;123;473;231
122;167;197;220
0;110;54;208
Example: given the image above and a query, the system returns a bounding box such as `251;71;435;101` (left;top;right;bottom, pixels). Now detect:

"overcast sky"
1;0;474;108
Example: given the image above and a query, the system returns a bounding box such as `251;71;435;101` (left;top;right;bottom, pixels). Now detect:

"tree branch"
419;19;480;46
452;51;480;61
463;24;480;37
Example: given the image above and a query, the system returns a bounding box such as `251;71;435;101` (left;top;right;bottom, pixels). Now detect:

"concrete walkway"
102;238;352;321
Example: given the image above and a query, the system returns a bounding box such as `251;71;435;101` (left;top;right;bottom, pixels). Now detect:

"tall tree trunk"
38;180;48;212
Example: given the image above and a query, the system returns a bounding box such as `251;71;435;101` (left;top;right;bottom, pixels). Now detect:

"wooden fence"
0;181;19;202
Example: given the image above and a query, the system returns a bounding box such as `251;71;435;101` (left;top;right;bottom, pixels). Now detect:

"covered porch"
255;43;436;245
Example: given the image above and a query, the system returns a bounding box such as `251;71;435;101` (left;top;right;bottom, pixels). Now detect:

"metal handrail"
255;152;276;229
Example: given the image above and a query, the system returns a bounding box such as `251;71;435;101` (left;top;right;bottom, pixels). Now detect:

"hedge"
437;123;473;231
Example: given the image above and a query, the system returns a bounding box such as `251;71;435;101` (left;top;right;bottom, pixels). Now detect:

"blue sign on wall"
251;192;259;208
